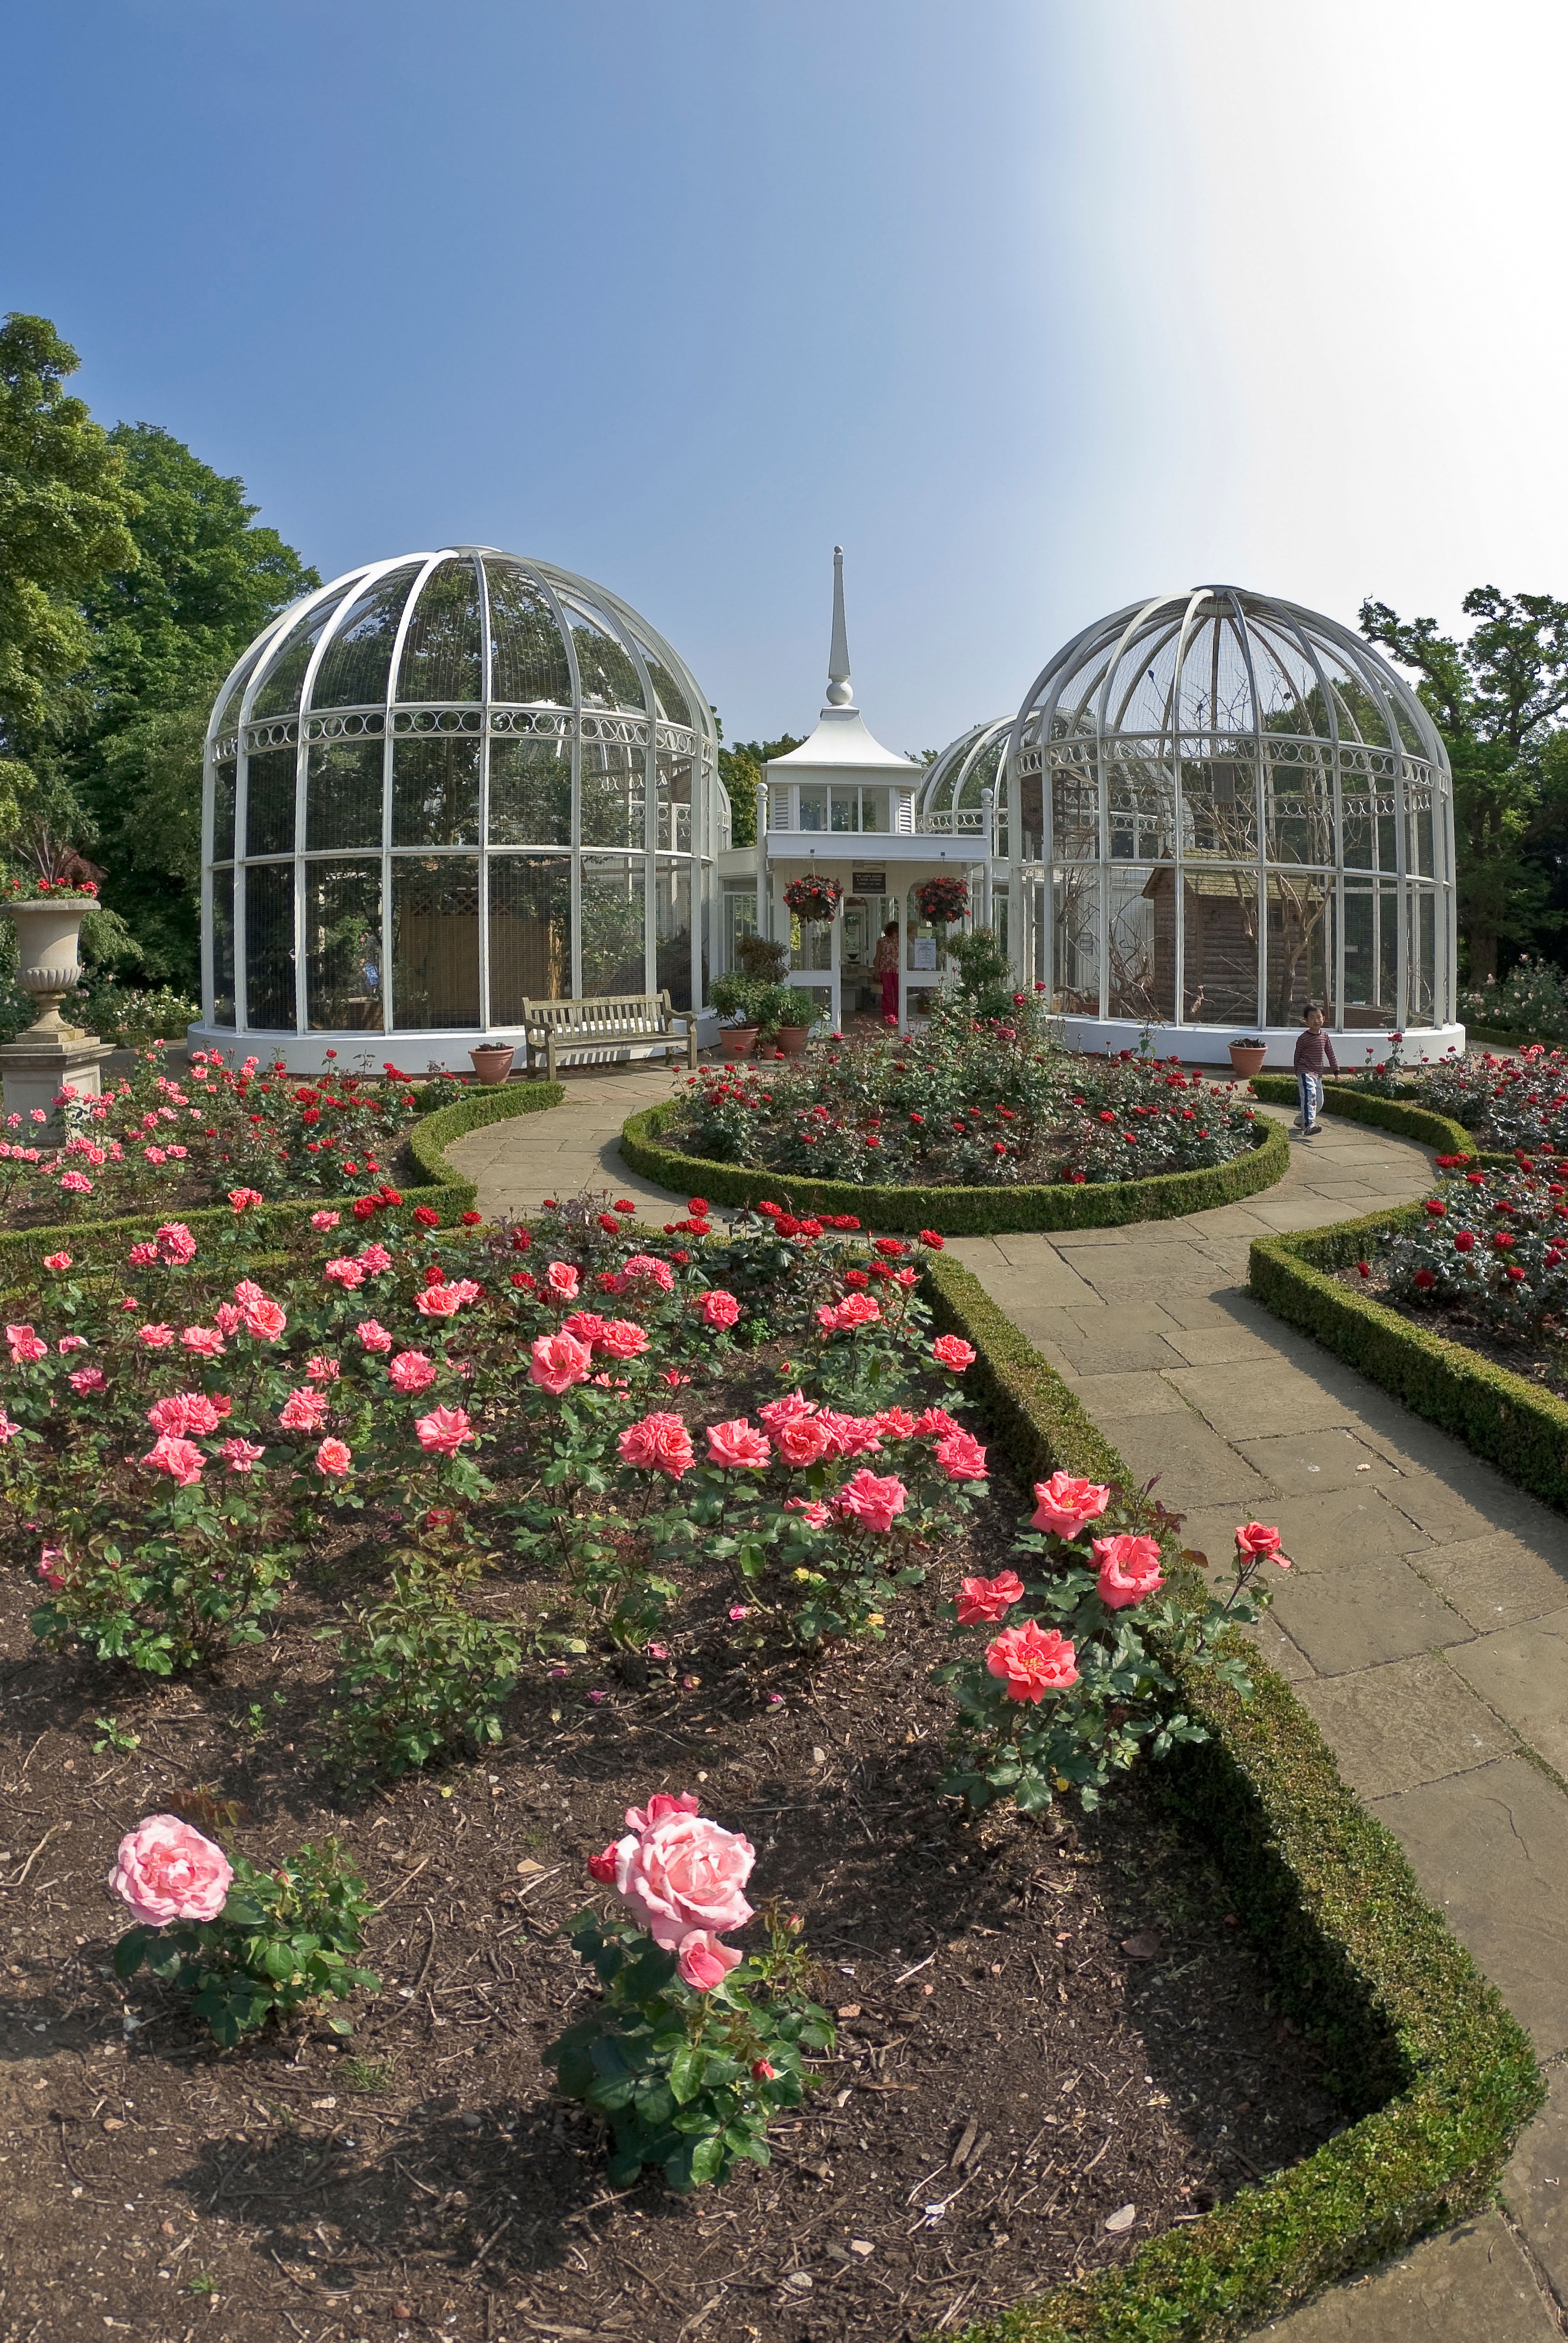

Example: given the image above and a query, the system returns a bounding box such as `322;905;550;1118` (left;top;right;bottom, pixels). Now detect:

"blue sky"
5;1;1568;750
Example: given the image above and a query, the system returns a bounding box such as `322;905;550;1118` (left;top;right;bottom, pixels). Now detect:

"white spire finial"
825;544;853;706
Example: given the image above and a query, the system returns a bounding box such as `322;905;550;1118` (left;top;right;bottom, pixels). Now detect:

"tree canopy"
1361;589;1568;982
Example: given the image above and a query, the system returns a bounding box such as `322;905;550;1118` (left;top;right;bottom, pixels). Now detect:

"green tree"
72;424;318;983
718;734;803;848
1361;589;1568;982
0;313;140;839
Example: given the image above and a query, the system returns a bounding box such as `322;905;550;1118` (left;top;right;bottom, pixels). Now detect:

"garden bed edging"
620;1101;1289;1235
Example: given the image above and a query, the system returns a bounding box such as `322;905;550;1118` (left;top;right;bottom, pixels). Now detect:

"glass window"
580;857;646;996
488;856;571;1020
312;565;421;708
485;562;572;705
244;747;296;858
212;867;236;1028
392;737;480;846
797;785;827;832
307;739;384;851
830;789;859;833
391;858;480;1029
213;760;237;862
562;603;646;712
656;859;692;1011
244;863;296;1031
1050;759;1099;858
1053;867;1099;1012
397;557;482;703
306;862;384;1032
250;588;352;721
722;889;758;972
489;736;571;846
630;632;692;726
860;788;885;834
581;737;645;849
656;750;693;853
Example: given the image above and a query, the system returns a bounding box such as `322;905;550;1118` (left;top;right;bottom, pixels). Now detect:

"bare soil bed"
0;1375;1340;2343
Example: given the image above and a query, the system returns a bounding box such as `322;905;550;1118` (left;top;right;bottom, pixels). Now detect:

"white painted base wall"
1053;1020;1467;1071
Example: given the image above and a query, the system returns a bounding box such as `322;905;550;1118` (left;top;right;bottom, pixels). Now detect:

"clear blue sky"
5;1;1567;751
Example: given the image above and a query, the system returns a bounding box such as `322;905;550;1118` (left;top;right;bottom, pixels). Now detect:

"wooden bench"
520;992;699;1081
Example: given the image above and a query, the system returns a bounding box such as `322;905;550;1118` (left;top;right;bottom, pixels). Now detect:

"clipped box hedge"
619;1100;1289;1236
0;1077;564;1286
919;1256;1542;2342
1247;1199;1568;1516
1247;1072;1473;1158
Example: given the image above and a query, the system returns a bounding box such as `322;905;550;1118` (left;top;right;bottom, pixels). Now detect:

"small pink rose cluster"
587;1792;754;1992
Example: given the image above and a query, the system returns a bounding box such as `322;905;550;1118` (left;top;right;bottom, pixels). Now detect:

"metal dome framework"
196;548;722;1069
1007;586;1457;1052
915;716;1017;851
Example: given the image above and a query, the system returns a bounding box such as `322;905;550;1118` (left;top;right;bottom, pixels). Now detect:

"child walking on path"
1294;1004;1338;1136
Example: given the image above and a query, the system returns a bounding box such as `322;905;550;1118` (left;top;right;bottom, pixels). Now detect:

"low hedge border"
618;1100;1290;1236
921;1255;1542;2342
0;1078;564;1285
1246;1073;1473;1158
1246;1200;1568;1515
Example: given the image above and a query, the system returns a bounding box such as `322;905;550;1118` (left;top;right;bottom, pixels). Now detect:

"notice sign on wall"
851;870;886;895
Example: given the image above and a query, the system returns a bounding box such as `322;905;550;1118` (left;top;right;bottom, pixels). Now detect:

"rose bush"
547;1792;835;2191
938;1489;1290;1815
1369;1162;1568;1340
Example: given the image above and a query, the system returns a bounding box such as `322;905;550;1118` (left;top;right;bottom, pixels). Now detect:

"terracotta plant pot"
1228;1043;1267;1080
775;1025;810;1057
719;1025;760;1061
469;1044;517;1085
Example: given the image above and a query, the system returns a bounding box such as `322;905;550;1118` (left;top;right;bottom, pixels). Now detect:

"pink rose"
956;1570;1025;1624
324;1256;366;1289
757;1392;816;1434
705;1418;771;1468
619;1411;695;1478
625;1791;701;1832
241;1297;287;1342
613;1807;755;1949
278;1387;329;1432
214;1303;243;1336
137;1322;175;1350
587;1845;619;1884
817;1294;882;1333
315;1436;353;1477
599;1318;649;1360
388;1350;437;1393
818;1409;882;1458
529;1330;592;1394
677;1930;743;1992
560;1311;608;1350
142;1432;205;1485
700;1290;740;1328
622;1253;674;1293
934;1430;988;1480
6;1323;48;1365
834;1468;907;1534
357;1243;393;1276
1030;1471;1111;1539
415;1405;475;1456
221;1437;265;1474
931;1335;976;1372
911;1405;960;1439
181;1325;226;1358
156;1222;197;1266
127;1241;158;1268
43;1251;71;1273
1091;1533;1165;1609
69;1364;107;1394
545;1261;580;1302
874;1407;918;1439
147;1392;223;1439
784;1496;831;1528
356;1319;393;1352
986;1620;1079;1701
306;1355;340;1382
311;1210;341;1230
108;1814;232;1927
415;1283;463;1318
1235;1521;1286;1561
772;1414;832;1468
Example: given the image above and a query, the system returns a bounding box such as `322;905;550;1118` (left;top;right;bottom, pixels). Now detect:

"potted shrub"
772;991;814;1058
1229;1035;1268;1079
710;973;764;1059
468;1040;517;1084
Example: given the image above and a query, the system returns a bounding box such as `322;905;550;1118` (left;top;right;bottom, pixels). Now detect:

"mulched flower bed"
1338;1258;1568;1406
0;1469;1336;2343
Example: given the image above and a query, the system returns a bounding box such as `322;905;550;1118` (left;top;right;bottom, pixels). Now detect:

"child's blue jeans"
1298;1070;1322;1129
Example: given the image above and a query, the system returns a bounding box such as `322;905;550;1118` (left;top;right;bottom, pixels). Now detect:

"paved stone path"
449;1072;1568;2338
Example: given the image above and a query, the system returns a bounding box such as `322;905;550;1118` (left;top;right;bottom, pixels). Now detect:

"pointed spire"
825;545;853;706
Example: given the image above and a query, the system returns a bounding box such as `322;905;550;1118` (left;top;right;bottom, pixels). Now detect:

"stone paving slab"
1503;2066;1568;2309
1296;1655;1515;1798
1419;1532;1568;1632
1449;1607;1568;1776
1250;2213;1561;2338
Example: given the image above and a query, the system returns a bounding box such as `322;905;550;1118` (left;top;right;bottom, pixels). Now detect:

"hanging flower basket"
782;874;842;926
916;875;970;929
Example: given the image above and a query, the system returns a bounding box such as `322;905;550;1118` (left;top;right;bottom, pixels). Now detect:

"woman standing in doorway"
873;920;900;1025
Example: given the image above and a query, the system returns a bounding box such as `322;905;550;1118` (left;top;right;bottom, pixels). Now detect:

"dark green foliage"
326;1556;522;1777
545;1905;834;2192
113;1839;378;2049
620;1100;1289;1234
919;1258;1542;2343
1248;1200;1568;1514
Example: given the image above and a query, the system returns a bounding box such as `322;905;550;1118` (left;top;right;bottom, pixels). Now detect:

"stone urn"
0;897;113;1123
469;1042;517;1085
10;899;88;1040
1228;1040;1268;1080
